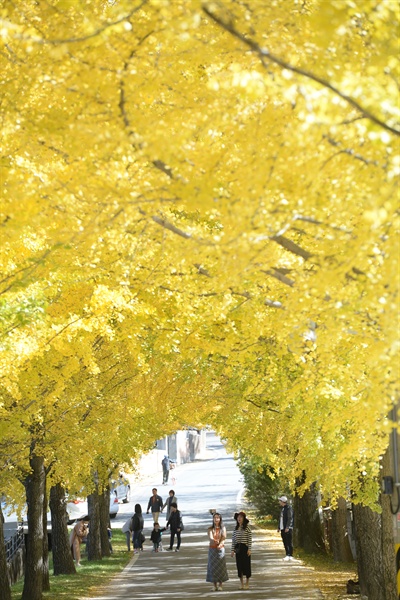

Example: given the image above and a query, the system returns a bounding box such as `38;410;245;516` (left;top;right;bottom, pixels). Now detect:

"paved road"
88;433;323;600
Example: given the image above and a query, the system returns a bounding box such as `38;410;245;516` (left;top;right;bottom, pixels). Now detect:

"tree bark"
353;503;383;599
0;509;12;600
380;448;397;599
353;484;397;600
49;483;76;575
22;453;45;600
87;493;102;561
331;497;354;563
42;483;49;591
294;481;326;554
100;489;111;557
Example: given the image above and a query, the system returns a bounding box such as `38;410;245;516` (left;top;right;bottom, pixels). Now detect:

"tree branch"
202;5;400;136
23;1;149;45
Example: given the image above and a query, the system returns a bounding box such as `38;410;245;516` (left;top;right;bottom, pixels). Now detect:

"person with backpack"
131;503;144;554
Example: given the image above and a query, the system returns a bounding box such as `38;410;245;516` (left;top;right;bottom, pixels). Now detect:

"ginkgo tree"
0;0;399;598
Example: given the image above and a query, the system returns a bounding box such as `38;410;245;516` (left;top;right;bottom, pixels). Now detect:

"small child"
150;522;166;552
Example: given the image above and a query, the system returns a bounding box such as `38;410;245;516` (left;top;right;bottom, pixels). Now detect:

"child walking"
150;522;166;552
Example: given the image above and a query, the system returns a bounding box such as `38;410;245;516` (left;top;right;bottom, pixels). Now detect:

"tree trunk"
49;483;76;575
294;482;326;554
331;497;354;563
380;448;397;599
100;489;111;557
22;453;45;600
353;503;383;599
87;493;102;561
42;483;49;591
0;509;12;600
353;488;397;600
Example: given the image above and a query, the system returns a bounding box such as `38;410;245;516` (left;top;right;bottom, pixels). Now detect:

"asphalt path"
87;432;323;600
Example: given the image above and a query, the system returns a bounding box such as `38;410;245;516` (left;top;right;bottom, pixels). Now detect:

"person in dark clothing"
150;522;166;552
161;455;170;484
131;503;144;554
277;496;294;561
166;502;182;552
230;511;252;590
146;488;163;524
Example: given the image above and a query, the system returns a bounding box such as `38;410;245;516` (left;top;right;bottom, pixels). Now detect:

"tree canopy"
1;0;399;508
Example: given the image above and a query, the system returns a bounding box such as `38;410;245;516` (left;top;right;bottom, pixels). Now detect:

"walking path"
87;435;324;600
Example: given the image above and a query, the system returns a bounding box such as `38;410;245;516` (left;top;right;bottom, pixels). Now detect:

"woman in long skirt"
231;511;252;590
206;512;229;592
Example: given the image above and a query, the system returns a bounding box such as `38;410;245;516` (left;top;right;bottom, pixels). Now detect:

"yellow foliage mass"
0;0;398;508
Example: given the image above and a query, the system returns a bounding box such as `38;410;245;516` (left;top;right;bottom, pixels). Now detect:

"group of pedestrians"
121;482;294;592
121;488;181;554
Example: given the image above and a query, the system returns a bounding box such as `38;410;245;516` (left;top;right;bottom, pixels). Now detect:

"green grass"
11;531;132;600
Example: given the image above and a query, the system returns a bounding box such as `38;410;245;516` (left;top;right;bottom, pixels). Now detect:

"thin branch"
18;2;149;46
320;136;380;169
261;269;295;287
202;5;400;136
270;234;313;260
151;215;192;239
246;398;281;413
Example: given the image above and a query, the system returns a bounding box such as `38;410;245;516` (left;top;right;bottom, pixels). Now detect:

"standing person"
69;518;89;567
277;495;294;561
150;522;166;552
230;511;252;590
146;488;164;524
131;503;144;554
121;515;133;551
206;512;229;592
166;502;182;552
161;455;170;484
162;489;177;524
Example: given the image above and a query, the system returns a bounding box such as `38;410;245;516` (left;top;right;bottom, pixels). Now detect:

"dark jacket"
150;527;166;543
131;513;144;532
167;509;182;531
147;494;163;513
280;504;294;530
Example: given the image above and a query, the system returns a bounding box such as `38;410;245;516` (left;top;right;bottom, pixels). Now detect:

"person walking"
146;488;163;524
166;502;182;552
278;495;294;561
121;515;133;551
206;512;229;592
231;511;252;590
69;518;89;566
162;489;177;524
131;503;144;554
150;522;166;552
161;455;170;484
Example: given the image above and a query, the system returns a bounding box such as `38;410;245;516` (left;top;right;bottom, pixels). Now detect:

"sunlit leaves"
0;0;398;510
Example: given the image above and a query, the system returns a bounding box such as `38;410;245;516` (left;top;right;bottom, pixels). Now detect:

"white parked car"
66;490;119;524
111;475;131;503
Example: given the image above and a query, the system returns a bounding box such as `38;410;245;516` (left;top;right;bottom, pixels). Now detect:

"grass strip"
11;531;132;600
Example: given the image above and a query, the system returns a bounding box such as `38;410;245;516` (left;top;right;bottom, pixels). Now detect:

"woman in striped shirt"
231;511;252;590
